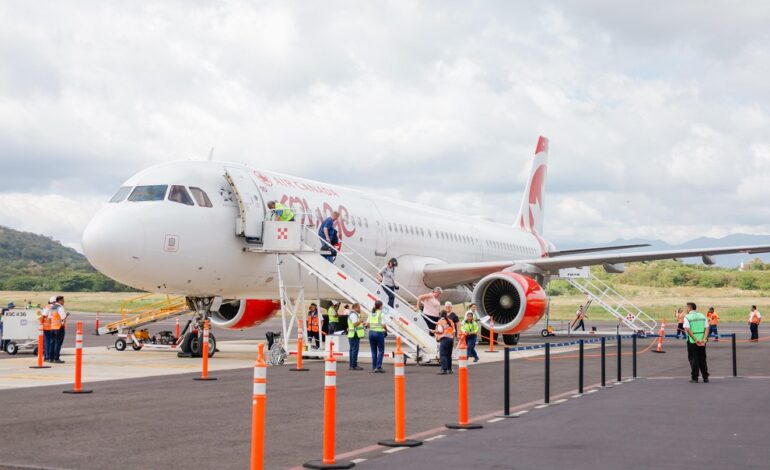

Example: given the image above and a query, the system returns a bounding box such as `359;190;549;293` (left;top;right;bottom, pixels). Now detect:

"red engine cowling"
210;299;280;330
472;271;547;334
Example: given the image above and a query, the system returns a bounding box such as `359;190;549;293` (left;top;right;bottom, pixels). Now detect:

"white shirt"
349;312;359;324
750;310;762;321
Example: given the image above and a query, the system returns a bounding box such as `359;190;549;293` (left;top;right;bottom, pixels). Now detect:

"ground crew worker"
460;311;480;362
307;303;320;349
266;200;295;221
571;305;587;331
749;305;762;342
347;303;365;370
378;258;399;307
50;296;69;364
684;302;709;383
366;300;386;373
41;297;55;362
327;302;340;335
338;304;350;335
435;310;455;375
675;308;686;339
706;307;719;341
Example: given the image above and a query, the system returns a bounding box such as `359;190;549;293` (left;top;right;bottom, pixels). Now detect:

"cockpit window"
128;185;168;202
189;187;213;208
109;186;132;203
168;185;194;206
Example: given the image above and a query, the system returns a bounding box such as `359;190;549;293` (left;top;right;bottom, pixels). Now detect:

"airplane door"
224;167;266;242
367;200;388;259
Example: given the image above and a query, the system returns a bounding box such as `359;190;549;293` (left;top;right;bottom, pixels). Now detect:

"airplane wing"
422;244;770;288
547;243;650;257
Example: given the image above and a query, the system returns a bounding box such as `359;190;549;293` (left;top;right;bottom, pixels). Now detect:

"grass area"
1;286;766;323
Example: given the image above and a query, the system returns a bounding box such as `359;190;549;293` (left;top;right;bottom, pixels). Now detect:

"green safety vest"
274;202;295;221
461;320;479;335
327;306;338;322
347;315;365;339
369;310;385;333
685;312;707;344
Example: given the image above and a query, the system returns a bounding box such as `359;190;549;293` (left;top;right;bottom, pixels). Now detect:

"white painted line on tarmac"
351;458;368;463
424;434;446;442
586;389;598;394
554;398;568;404
571;394;582;398
383;447;407;454
534;404;549;409
624;378;634;382
458;429;468;432
514;410;528;416
487;417;505;423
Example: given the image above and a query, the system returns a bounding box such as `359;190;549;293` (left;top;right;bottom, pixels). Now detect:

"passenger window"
357;217;362;227
189;187;213;208
168;185;194;206
388;222;392;231
109;186;132;203
365;218;369;228
128;185;168;202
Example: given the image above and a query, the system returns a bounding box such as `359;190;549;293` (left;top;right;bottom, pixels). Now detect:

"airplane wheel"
207;333;216;358
115;338;127;351
188;334;202;357
180;332;194;354
503;334;520;346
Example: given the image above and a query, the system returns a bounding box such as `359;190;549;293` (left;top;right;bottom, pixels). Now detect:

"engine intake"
472;271;547;334
210;299;280;330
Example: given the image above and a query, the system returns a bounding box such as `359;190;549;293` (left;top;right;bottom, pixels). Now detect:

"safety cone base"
378;438;423;447
63;389;93;394
651;350;666;353
302;459;355;469
289;367;309;371
29;365;51;369
192;377;217;381
446;422;483;430
484;350;499;353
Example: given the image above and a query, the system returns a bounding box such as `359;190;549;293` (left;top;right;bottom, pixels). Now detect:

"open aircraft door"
224;167;267;243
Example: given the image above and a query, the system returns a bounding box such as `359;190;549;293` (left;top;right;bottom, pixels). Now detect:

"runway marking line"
424;434;446;442
554;398;568;404
351;459;367;463
534;404;549;409
487;417;505;423
383;447;407;454
586;389;598;394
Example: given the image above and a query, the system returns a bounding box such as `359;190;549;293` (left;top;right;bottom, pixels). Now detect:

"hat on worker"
7;302;14;309
49;296;57;304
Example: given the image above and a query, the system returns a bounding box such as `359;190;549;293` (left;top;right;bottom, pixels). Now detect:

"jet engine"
472;271;547;334
210;299;281;330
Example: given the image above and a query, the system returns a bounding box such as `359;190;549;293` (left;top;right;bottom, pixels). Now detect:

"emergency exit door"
224;167;266;242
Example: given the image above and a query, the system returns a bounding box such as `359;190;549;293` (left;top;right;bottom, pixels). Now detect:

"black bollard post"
498;348;517;418
544;343;550;404
601;336;606;387
578;340;584;394
616;334;622;383
732;333;737;378
632;335;637;378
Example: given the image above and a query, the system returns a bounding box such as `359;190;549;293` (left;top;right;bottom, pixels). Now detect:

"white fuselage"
81;160;547;301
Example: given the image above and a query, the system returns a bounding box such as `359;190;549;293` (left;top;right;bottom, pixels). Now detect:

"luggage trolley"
1;309;41;355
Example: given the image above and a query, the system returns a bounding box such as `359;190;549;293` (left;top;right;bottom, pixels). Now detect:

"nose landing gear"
178;296;218;358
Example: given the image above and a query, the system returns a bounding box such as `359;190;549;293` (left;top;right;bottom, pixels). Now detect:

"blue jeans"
348;337;360;368
466;334;479;360
369;331;385;370
708;325;718;338
439;337;454;372
383;286;396;308
44;330;54;360
53;328;65;360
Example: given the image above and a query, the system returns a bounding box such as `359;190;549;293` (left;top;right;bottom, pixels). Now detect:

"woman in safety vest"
460;311;480;362
307;303;320;349
366;300;387;373
434;310;455;375
346;303;365;370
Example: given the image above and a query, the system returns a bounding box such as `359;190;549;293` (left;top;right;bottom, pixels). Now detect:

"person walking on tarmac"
50;296;69;364
327;302;340;335
684;302;709;383
347;303;365;370
307;303;320;349
366;300;387;373
706;307;720;341
749;305;762;342
267;200;296;221
435;310;455;374
460;311;480;363
675;308;686;339
571;305;587;331
378;258;399;307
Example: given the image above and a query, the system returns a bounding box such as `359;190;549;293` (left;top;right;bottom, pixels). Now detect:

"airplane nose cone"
82;208;145;280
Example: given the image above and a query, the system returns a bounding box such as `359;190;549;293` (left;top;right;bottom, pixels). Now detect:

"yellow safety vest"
327;306;339;322
369;310;385;333
274;202;295;221
461;320;479;335
347;315;365;339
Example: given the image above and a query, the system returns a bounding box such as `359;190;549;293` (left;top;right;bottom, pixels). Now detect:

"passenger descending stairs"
565;273;657;333
98;296;190;335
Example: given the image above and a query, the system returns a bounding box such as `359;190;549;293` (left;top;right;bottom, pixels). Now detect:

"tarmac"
0;320;767;469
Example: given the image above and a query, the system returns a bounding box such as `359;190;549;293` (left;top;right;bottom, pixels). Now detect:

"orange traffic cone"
446;335;483;430
652;320;666;354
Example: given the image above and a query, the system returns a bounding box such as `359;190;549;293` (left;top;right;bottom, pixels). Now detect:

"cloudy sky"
1;1;769;251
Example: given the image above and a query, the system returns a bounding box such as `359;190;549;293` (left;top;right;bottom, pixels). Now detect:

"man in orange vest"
749;305;762;342
50;295;69;364
434;310;455;375
706;307;719;342
42;296;56;362
307;303;320;349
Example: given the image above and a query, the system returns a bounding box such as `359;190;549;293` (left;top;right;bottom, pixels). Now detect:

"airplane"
81;136;770;356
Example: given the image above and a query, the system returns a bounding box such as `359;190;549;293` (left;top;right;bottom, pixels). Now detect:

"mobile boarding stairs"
245;220;440;363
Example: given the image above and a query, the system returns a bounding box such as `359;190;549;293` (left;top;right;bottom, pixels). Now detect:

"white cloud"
1;1;769;250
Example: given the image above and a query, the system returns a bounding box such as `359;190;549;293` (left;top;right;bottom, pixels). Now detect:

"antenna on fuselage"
208;147;215;161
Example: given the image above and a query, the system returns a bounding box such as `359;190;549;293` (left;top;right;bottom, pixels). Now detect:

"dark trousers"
383;286;396;308
308;331;320;348
573;320;585;331
439;337;454;372
54;327;65;360
686;341;709;380
328;322;337;335
348;337;360;368
676;323;685;338
708;325;718;339
44;330;54;360
369;331;385;370
750;323;759;340
466;334;479;360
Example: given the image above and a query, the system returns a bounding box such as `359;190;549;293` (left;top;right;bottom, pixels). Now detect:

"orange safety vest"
43;305;53;331
708;313;719;326
307;314;319;332
50;309;62;330
436;318;454;340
